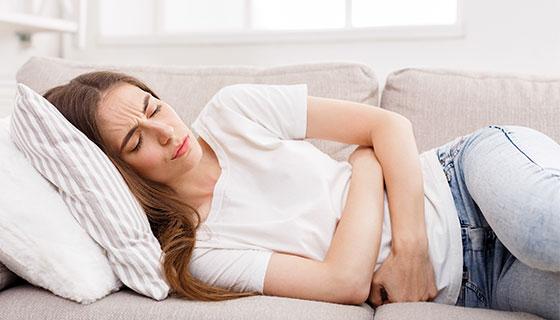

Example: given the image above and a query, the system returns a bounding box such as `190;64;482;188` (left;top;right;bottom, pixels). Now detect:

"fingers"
370;282;384;307
422;285;439;302
380;286;389;304
428;285;439;302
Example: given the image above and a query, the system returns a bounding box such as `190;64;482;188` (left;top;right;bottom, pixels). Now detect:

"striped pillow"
9;83;170;301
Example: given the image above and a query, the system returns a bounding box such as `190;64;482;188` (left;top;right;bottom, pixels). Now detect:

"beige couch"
1;56;558;320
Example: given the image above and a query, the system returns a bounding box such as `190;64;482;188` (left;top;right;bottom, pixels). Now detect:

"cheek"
131;151;166;177
138;153;160;168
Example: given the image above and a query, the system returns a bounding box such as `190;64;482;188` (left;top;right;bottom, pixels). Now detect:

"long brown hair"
43;71;260;301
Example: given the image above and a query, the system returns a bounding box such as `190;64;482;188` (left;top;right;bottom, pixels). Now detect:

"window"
98;0;463;44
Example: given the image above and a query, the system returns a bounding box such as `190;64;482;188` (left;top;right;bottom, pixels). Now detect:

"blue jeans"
435;125;560;320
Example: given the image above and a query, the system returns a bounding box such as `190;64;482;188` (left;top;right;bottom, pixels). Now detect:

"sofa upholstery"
380;68;560;153
0;283;545;320
1;56;555;320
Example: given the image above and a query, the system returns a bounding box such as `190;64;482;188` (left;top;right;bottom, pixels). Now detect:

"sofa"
1;56;558;320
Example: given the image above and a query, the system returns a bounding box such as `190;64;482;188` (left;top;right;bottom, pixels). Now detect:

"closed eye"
132;134;143;152
151;104;161;117
131;104;162;153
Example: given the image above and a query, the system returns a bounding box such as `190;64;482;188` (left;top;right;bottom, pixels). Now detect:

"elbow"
373;113;413;148
337;274;371;305
391;113;413;128
353;280;371;305
346;282;370;305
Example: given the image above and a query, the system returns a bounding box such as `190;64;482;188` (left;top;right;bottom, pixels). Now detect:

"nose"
139;119;175;145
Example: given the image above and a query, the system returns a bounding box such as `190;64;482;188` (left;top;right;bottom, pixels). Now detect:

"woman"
43;71;559;319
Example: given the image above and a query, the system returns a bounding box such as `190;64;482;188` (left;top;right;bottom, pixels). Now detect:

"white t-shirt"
189;84;463;305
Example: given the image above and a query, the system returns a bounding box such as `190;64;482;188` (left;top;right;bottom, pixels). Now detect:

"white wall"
0;0;62;117
63;0;560;95
3;0;559;116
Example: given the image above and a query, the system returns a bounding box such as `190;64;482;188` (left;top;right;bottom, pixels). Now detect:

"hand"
367;248;438;307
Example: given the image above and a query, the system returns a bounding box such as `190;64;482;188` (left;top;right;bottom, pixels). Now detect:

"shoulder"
214;83;259;99
215;83;307;100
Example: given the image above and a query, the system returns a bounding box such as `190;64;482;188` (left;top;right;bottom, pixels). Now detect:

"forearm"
324;158;385;292
372;116;428;253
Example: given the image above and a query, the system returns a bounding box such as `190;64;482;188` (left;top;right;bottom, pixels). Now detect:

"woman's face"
96;82;203;185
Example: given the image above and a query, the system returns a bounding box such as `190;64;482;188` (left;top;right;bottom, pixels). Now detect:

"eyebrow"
119;93;150;155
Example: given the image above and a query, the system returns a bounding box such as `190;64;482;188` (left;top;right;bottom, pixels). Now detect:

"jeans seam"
488;125;544;170
465;280;488;305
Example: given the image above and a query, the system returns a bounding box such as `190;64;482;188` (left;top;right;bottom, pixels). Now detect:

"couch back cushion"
16;56;379;161
381;68;560;153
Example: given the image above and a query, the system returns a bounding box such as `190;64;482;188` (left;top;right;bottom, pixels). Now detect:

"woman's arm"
323;146;385;302
304;96;433;303
306;96;429;252
367;118;437;306
372;117;428;252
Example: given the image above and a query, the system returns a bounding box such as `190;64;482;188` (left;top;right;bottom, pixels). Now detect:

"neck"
172;136;220;210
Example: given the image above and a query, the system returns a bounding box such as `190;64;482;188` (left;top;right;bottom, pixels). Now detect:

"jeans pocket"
457;227;494;308
438;133;472;182
463;280;488;307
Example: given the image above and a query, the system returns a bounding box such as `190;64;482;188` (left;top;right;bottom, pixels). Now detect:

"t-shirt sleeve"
195;83;308;140
189;247;273;294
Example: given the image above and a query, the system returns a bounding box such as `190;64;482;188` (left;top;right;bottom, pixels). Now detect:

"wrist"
392;234;429;256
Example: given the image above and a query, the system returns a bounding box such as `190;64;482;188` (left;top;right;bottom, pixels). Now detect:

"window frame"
95;0;465;46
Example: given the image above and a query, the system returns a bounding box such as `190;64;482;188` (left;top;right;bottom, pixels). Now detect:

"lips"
172;135;189;160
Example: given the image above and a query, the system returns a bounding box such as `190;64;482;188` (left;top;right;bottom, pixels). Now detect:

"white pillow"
0;115;122;304
9;83;170;301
